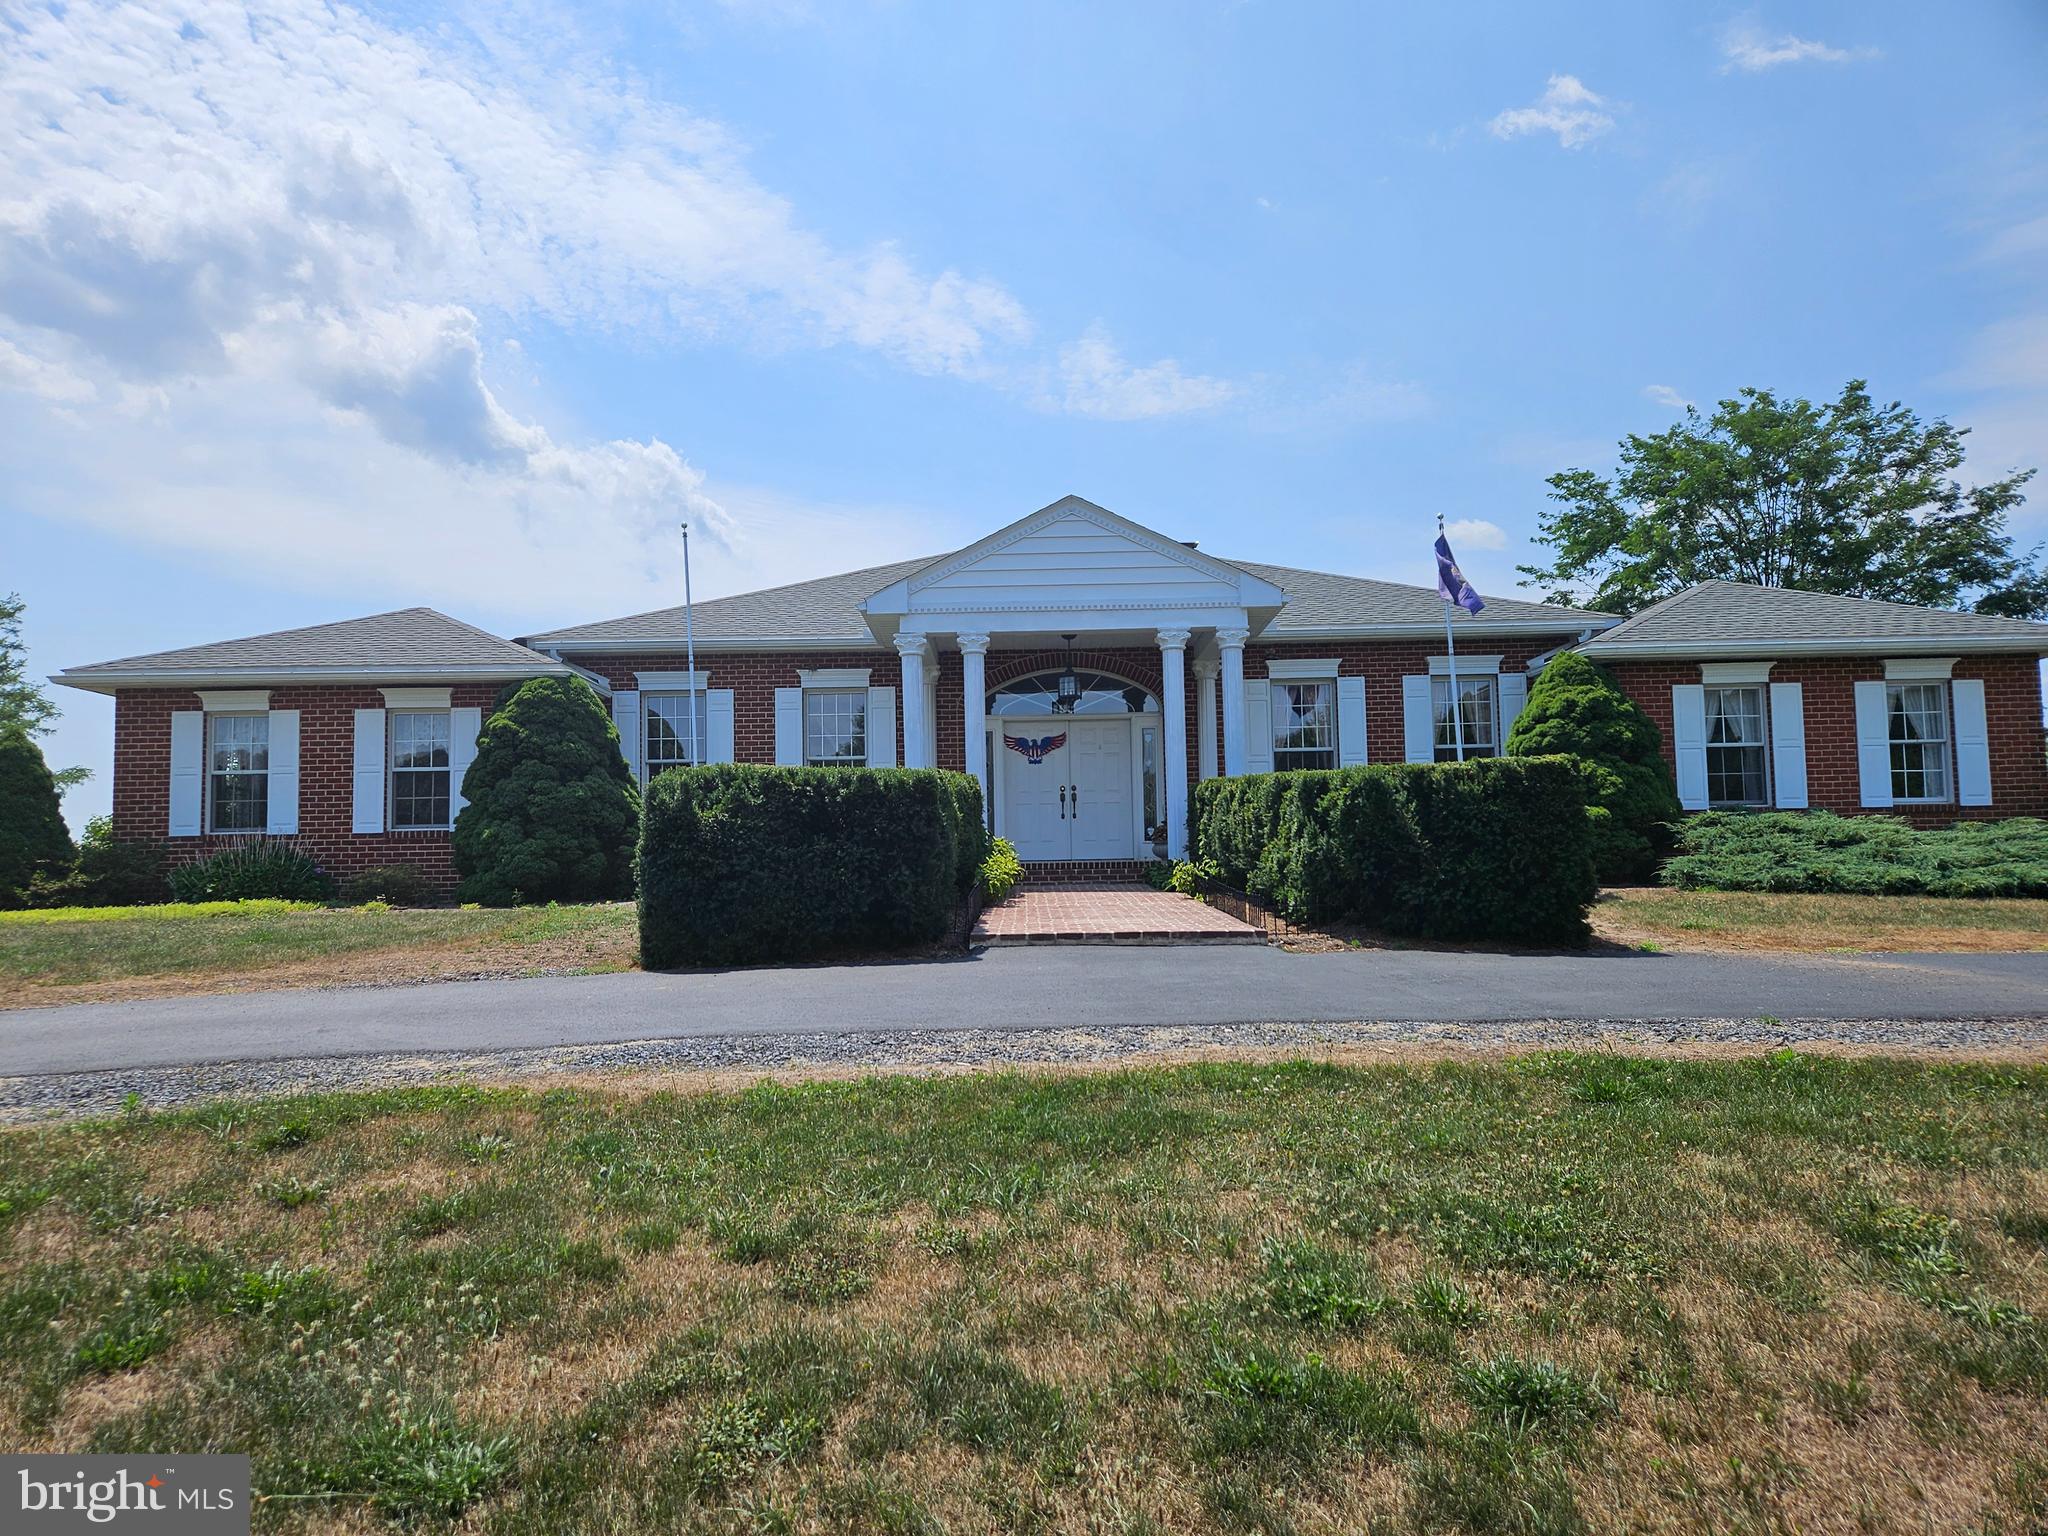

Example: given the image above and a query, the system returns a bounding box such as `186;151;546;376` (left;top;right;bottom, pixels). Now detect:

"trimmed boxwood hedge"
639;764;988;968
1191;757;1598;944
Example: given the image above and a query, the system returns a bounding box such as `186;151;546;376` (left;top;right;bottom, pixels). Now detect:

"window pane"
391;712;450;770
1270;680;1335;771
805;690;867;765
391;771;451;829
208;715;269;831
645;693;708;773
1431;677;1497;761
1887;683;1950;802
1704;687;1768;805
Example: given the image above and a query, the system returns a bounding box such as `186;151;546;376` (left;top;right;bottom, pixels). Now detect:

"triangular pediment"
863;496;1284;621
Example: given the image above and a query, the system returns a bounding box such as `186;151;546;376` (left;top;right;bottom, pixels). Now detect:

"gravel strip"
3;1015;2045;1123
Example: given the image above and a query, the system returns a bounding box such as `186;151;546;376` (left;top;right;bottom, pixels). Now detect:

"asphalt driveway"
3;944;2044;1078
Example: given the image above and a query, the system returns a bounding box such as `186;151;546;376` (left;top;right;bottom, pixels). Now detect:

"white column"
958;633;989;789
1194;659;1219;782
1157;628;1191;858
1217;626;1249;776
895;634;929;769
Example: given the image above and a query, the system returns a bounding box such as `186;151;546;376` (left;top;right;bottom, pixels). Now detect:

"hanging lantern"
1054;636;1080;714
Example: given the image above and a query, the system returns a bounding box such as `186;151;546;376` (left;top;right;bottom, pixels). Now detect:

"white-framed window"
645;693;708;779
1431;676;1498;761
1704;685;1770;807
1888;682;1951;803
208;713;269;832
1271;680;1336;771
389;711;453;830
805;689;867;766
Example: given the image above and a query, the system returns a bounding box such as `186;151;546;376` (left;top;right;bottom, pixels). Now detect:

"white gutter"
1579;635;2048;660
51;662;571;696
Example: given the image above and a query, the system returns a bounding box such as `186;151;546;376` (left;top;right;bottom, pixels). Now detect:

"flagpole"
681;522;699;767
1438;513;1466;763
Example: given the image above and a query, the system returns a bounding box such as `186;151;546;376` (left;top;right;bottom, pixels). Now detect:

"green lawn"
0;901;637;1000
1595;888;2048;953
2;1057;2044;1532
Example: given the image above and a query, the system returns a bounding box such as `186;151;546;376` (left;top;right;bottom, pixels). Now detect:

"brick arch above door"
982;647;1166;700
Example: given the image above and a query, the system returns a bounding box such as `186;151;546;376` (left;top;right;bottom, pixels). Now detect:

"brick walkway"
973;884;1265;946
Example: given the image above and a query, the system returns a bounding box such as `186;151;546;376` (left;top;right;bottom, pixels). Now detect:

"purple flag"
1434;532;1486;616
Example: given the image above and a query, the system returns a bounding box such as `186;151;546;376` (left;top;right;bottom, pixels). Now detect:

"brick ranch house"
54;496;2048;891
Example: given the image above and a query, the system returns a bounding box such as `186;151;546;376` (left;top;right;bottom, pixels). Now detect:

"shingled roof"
1578;581;2048;659
54;609;570;694
520;554;1611;650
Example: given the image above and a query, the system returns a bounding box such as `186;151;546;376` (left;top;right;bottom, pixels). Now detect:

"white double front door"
996;716;1135;861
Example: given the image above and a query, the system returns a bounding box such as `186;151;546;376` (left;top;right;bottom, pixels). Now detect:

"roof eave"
51;662;572;697
1268;617;1618;641
1578;634;2048;660
529;635;887;655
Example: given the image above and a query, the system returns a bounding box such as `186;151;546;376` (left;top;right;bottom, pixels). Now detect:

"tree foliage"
0;727;76;908
1505;652;1679;883
0;593;88;791
1521;381;2042;616
452;677;640;906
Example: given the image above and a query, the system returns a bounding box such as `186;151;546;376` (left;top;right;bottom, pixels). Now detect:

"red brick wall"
112;683;510;893
1603;655;2048;822
1244;635;1583;770
579;649;905;766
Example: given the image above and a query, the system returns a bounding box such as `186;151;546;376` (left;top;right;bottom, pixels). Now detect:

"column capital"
1155;627;1193;652
1214;625;1250;649
1191;655;1219;679
892;632;930;659
954;632;991;655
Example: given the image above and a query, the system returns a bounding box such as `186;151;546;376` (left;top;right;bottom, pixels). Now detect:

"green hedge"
1661;812;2048;897
639;765;988;967
1192;757;1598;944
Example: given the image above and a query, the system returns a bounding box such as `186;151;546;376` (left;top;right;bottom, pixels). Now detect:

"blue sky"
5;0;2046;828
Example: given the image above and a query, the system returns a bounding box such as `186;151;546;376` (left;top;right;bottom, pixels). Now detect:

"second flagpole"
1438;513;1466;763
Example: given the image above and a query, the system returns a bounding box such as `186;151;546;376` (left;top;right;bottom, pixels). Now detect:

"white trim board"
1264;657;1340;680
1699;662;1775;684
798;667;872;688
196;690;270;712
380;686;452;708
1884;657;1959;681
1428;655;1504;677
636;670;708;690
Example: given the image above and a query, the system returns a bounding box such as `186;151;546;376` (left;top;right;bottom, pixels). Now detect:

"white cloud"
1053;325;1236;421
1489;75;1614;151
1984;214;2048;265
1720;21;1877;73
1445;518;1507;551
1642;384;1692;409
0;335;95;404
1943;313;2048;394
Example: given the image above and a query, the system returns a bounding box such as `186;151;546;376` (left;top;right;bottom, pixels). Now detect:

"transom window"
390;711;452;830
1272;681;1336;771
208;714;269;832
1431;676;1498;761
1704;686;1769;807
990;670;1157;716
805;689;867;766
645;693;708;778
1888;682;1951;803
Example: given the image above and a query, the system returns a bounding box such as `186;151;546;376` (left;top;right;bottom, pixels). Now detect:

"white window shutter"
1671;684;1708;810
867;686;898;768
610;689;641;781
168;711;203;837
774;687;805;765
1242;679;1273;773
1768;682;1807;808
1401;675;1434;763
449;706;483;816
265;709;300;834
1498;672;1529;743
1952;679;1992;806
707;689;736;764
352;708;387;833
1853;680;1893;808
1336;675;1368;767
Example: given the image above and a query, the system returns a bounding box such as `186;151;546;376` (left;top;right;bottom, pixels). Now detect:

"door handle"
1070;784;1079;812
1059;784;1067;819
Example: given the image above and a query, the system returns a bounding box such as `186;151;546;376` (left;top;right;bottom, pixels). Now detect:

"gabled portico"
861;496;1288;857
